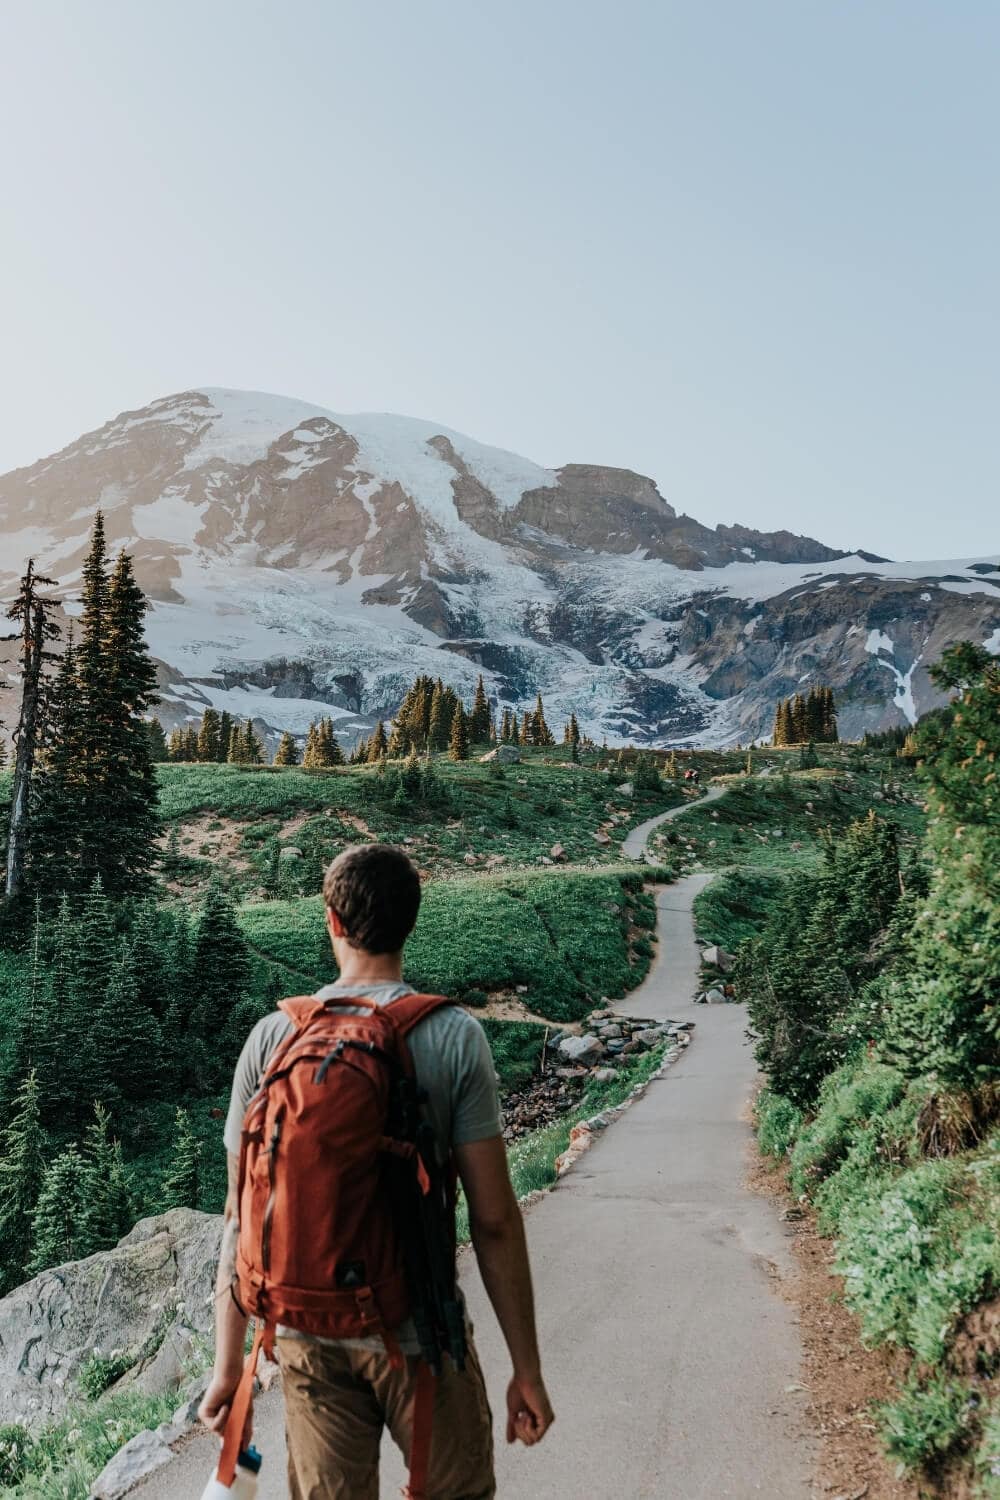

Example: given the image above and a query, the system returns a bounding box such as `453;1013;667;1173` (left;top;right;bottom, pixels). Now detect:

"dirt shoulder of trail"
748;1149;919;1500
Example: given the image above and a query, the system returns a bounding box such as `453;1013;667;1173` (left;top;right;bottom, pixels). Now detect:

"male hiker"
199;843;554;1498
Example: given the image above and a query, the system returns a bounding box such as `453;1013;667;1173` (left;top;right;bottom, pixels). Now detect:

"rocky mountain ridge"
1;387;997;746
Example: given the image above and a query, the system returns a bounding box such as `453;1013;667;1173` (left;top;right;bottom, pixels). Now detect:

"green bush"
77;1350;134;1401
0;1424;32;1487
789;1061;907;1196
974;1401;1000;1498
833;1155;984;1356
756;1090;803;1158
877;1372;973;1470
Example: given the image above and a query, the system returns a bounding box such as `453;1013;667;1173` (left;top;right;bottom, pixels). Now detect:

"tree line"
770;686;838;746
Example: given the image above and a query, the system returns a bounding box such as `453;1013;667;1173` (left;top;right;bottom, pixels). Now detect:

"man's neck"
334;952;404;988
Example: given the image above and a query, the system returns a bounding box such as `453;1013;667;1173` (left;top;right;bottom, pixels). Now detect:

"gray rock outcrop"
0;1209;222;1428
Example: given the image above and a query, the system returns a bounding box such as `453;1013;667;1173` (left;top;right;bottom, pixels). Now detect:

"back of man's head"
323;844;421;954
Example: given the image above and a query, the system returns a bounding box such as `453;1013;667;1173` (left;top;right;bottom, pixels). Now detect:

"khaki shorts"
277;1335;496;1500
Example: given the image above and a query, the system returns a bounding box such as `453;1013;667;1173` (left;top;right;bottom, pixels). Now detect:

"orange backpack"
219;992;466;1499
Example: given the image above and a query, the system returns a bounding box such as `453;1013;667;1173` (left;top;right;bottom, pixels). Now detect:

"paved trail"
139;796;815;1499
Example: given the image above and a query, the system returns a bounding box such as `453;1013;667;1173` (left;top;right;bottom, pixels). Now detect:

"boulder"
591;1069;619;1084
701;945;734;973
605;1039;626;1055
483;745;521;764
592;830;612;845
556;1033;605;1065
550;843;567;862
597;1023;623;1040
90;1427;178;1500
0;1209;222;1428
633;1028;665;1048
705;987;728;1005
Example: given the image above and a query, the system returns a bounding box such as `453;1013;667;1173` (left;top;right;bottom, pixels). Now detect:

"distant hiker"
200;844;554;1499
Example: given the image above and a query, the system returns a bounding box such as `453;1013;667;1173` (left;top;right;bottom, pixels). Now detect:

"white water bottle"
200;1445;262;1499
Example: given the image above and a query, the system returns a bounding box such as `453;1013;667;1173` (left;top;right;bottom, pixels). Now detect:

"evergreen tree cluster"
771;686;838;746
302;717;345;768
163;710;268;765
0;1073;201;1293
26;516;159;903
0;873;257;1287
735;811;904;1105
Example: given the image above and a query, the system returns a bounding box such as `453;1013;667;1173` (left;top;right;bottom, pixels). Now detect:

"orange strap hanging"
217;1322;267;1488
402;1359;437;1500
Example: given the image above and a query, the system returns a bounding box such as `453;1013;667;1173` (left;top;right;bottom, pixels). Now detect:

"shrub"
878;1372;973;1470
77;1349;134;1401
0;1423;32;1487
756;1090;803;1158
974;1400;1000;1498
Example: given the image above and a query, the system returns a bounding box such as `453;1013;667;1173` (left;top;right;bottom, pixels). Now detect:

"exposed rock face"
1;387;996;748
0;1209;221;1428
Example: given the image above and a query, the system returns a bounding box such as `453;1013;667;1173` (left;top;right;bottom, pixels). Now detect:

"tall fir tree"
101;549;159;894
28;1145;87;1276
469;675;491;743
449;703;469;762
192;885;253;1041
427;681;447;752
217;711;234;762
91;941;163;1106
273;731;299;767
367;720;388;763
4;559;61;903
159;1107;202;1211
0;1071;46;1293
197;709;222;763
145;718;170;762
79;1103;133;1255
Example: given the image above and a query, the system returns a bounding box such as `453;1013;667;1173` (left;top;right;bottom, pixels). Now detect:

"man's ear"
326;907;346;940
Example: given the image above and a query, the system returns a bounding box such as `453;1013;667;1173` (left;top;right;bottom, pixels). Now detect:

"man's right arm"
198;1151;250;1436
455;1135;554;1446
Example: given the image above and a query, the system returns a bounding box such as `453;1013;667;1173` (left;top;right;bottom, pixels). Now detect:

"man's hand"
506;1370;555;1446
198;1367;242;1437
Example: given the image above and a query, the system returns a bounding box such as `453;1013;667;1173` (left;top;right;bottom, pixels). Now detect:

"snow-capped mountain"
1;388;997;748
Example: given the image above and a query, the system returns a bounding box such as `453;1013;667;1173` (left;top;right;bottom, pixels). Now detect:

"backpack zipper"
260;1111;284;1273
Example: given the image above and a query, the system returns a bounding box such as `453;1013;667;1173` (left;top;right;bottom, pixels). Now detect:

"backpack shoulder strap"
278;995;330;1029
387;993;453;1038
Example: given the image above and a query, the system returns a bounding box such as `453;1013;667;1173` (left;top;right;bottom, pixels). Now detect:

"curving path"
137;795;814;1500
621;780;727;862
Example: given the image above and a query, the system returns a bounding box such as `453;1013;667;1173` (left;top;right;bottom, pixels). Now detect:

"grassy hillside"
155;752;686;895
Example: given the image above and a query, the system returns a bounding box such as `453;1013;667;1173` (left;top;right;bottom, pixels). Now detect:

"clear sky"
1;0;996;560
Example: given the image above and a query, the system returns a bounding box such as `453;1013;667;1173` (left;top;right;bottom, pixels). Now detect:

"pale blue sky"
1;0;996;559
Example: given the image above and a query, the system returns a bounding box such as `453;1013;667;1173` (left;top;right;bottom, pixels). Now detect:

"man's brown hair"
322;844;422;954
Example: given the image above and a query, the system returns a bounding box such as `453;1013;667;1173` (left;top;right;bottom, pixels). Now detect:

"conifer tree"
509;711;520;744
4;559;61;902
274;731;299;767
79;1103;133;1255
367;720;388;763
318;718;344;766
2;901;52;1107
197;709;222;763
160;1107;201;1211
91;942;163;1106
28;1145;87;1276
100;549;159;894
217;711;235;762
469;676;491;743
449;703;469;762
499;707;512;743
192;885;252;1039
302;722;320;768
789;693;808;744
145;718;170;762
240;719;263;764
28;637;86;895
427;682;447;752
0;1071;46;1293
